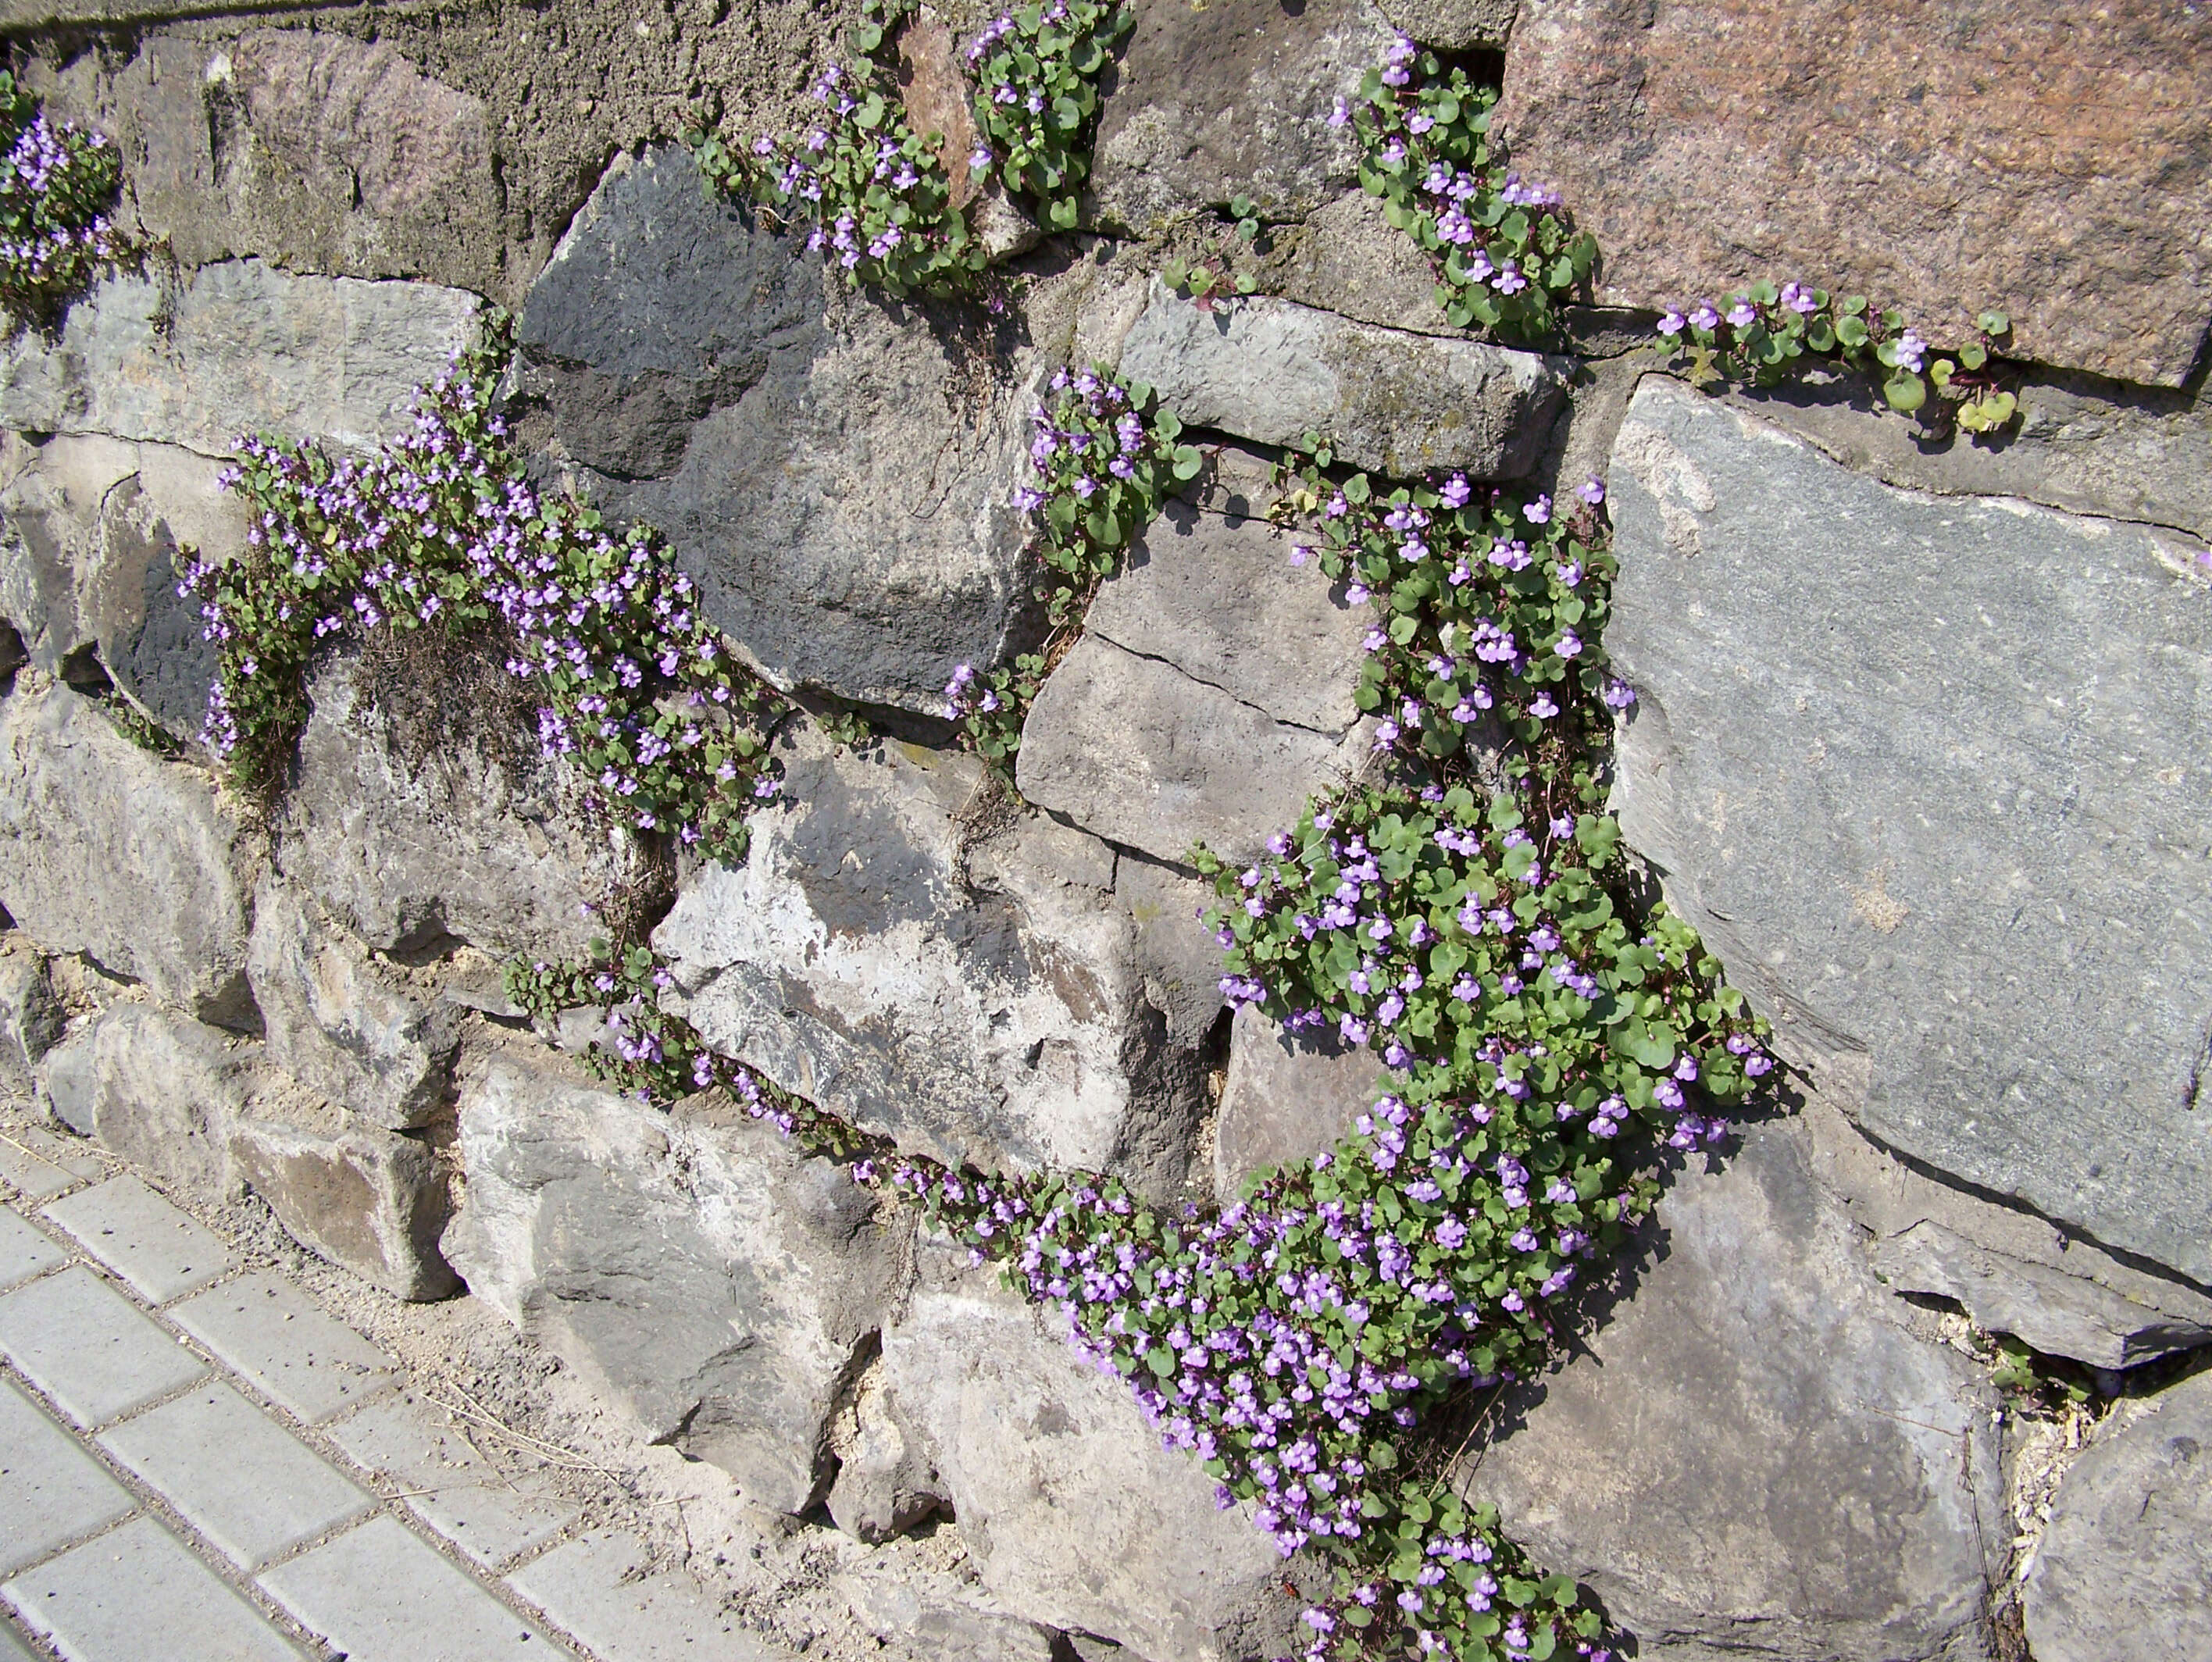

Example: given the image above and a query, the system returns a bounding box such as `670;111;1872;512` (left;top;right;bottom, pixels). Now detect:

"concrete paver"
3;1515;304;1662
510;1530;791;1662
168;1272;394;1425
0;1208;64;1293
0;1266;206;1428
99;1384;374;1571
41;1179;233;1306
0;1382;136;1578
0;1129;103;1205
328;1389;580;1571
259;1516;564;1661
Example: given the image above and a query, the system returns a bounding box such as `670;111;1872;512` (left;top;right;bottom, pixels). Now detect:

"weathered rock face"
1805;1096;2212;1371
246;880;463;1132
883;1239;1300;1662
1462;1116;2003;1662
1117;280;1564;477
444;1053;909;1514
1607;378;2212;1286
39;1004;254;1200
229;1111;457;1302
1214;1004;1384;1199
1275;191;1462;339
0;683;257;1025
1495;0;2212;386
2023;1368;2212;1662
1088;0;1395;233
276;654;648;965
1018;471;1379;867
1379;0;1518;49
514;146;1039;715
0;261;480;457
838;1570;1058;1662
659;727;1211;1197
0;934;64;1097
112;32;504;297
0;434;244;736
825;1356;944;1546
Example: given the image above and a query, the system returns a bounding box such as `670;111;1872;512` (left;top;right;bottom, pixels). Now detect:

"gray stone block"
444;1056;906;1514
1461;1117;2002;1662
0;260;480;458
227;1112;457;1303
837;1571;1056;1662
1607;377;2212;1284
0;1266;207;1429
168;1272;394;1426
2023;1368;2212;1662
98;1383;373;1571
883;1241;1297;1662
258;1515;555;1661
1017;633;1372;868
0;685;259;1027
34;1007;253;1205
1214;1004;1383;1199
1378;0;1518;48
41;1177;232;1306
516;147;1040;716
5;1515;303;1662
326;1390;579;1572
0;1207;65;1293
508;1529;793;1661
1116;277;1565;478
659;728;1213;1194
0;1378;136;1577
0;940;65;1097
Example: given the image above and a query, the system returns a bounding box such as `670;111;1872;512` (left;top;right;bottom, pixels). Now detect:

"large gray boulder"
0;260;480;457
0;434;243;736
1087;0;1395;233
229;1110;457;1302
276;654;648;965
1461;1116;2003;1662
1804;1096;2212;1371
1018;479;1377;866
658;726;1211;1197
2022;1368;2212;1662
1117;279;1564;478
443;1051;909;1514
0;682;258;1025
246;880;463;1131
1607;378;2212;1286
513;147;1039;715
883;1237;1299;1662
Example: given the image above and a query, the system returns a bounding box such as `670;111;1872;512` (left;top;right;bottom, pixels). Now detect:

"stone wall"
0;2;2206;1660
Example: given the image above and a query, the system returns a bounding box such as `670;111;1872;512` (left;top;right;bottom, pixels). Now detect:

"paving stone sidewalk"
0;1123;786;1662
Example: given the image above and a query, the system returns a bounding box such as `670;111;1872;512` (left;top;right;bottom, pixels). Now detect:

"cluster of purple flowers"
961;0;1126;229
187;355;781;860
1336;40;1594;340
0;83;125;314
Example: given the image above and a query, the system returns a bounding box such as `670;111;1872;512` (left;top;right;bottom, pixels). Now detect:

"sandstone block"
1378;0;1518;48
443;1053;908;1514
37;1004;253;1201
1495;0;2212;384
0;683;256;1025
229;1113;455;1302
1117;278;1564;478
1606;378;2212;1283
659;728;1211;1196
1461;1116;2003;1662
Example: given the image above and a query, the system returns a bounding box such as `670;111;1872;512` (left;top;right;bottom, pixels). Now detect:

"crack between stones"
1081;632;1353;744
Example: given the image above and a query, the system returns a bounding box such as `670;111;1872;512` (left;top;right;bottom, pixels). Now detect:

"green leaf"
1171;444;1204;480
1883;372;1928;413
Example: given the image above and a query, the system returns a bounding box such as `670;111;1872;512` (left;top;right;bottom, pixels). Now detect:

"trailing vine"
184;337;783;854
0;71;126;321
965;0;1130;231
944;362;1199;779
